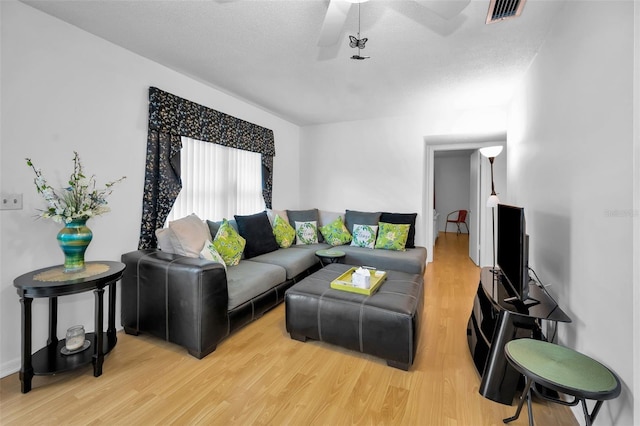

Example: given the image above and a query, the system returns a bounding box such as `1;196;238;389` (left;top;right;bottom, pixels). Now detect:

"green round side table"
315;249;345;267
504;338;621;426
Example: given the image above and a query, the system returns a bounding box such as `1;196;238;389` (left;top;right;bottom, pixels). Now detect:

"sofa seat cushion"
338;245;427;275
226;261;286;310
249;247;321;280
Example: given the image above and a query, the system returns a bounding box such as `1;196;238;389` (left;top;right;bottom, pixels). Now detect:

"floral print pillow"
319;216;352;246
200;240;227;271
295;221;318;245
350;224;378;249
375;222;410;251
273;214;296;248
213;219;246;266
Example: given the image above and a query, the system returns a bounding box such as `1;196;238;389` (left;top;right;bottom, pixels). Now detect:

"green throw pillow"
273;214;295;248
319;216;352;246
213;219;246;266
350;224;378;249
200;240;227;271
295;221;318;245
375;222;410;251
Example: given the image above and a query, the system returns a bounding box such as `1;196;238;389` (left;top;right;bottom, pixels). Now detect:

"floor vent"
486;0;527;24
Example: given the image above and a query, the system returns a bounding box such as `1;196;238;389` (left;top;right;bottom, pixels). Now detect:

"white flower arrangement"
26;151;126;224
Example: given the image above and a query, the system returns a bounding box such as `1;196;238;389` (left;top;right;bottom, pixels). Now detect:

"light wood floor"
0;233;578;425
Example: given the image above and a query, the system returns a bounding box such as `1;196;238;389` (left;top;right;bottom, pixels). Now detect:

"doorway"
423;133;506;266
433;149;474;259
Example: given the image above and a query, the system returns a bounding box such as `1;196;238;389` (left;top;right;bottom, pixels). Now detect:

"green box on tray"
330;267;387;296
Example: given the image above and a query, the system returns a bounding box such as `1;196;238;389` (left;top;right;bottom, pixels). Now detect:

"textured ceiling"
21;0;564;125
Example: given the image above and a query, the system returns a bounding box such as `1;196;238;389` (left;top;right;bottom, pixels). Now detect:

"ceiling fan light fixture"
348;0;370;60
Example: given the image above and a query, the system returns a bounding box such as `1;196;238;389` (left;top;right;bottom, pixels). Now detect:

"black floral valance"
148;87;275;156
138;87;275;249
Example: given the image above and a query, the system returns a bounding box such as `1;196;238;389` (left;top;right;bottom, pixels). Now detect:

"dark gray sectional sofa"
120;209;427;359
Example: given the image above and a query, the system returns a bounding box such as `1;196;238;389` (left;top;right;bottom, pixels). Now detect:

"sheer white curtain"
167;137;265;223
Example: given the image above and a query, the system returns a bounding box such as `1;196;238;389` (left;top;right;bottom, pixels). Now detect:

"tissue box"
352;271;371;288
330;267;387;296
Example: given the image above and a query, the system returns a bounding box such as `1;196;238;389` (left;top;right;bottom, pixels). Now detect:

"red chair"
445;210;469;235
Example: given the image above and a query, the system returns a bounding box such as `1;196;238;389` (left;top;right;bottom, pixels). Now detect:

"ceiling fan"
317;0;472;47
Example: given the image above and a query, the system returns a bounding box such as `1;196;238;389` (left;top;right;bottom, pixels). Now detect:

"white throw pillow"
295;221;319;245
350;224;379;249
167;213;212;257
155;227;176;253
200;240;227;271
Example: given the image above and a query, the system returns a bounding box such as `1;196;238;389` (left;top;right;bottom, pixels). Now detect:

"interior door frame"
423;133;506;264
468;150;481;265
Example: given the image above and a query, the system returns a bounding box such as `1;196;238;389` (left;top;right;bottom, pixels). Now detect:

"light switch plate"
1;193;23;210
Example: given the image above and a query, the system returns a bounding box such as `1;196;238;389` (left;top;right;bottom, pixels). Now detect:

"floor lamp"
479;146;503;274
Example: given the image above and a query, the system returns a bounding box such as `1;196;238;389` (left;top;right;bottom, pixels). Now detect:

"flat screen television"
497;204;531;304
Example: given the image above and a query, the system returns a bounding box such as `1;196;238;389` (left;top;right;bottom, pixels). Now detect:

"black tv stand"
467;267;571;405
503;296;540;309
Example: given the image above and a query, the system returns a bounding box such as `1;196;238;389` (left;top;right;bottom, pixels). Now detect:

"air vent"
486;0;527;24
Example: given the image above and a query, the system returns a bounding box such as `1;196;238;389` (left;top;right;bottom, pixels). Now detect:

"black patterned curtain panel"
138;87;276;249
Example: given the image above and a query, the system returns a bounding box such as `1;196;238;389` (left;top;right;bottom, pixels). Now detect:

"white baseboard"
1;358;21;379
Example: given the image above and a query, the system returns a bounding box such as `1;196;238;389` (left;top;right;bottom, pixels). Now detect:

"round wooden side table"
13;261;125;393
504;338;621;426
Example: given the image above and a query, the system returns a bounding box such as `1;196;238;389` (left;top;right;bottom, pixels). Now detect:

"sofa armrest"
121;250;229;358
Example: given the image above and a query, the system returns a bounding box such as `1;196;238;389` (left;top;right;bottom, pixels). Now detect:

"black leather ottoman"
285;263;424;370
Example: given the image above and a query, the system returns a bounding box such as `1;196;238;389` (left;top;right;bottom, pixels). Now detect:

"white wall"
300;115;429;245
633;2;640;422
0;1;301;377
299;110;508;251
434;154;471;233
508;2;635;424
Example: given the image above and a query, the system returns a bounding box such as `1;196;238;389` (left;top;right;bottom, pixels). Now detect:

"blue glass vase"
57;218;93;272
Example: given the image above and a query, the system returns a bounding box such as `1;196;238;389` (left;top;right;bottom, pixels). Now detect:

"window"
167;137;265;223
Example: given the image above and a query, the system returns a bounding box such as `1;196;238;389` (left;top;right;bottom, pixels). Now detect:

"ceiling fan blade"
413;0;471;20
317;0;352;47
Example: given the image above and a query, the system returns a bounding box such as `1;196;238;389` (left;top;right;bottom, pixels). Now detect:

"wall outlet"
1;193;23;210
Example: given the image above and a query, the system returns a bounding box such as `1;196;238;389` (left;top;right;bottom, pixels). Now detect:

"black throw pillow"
379;212;418;248
234;212;279;259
